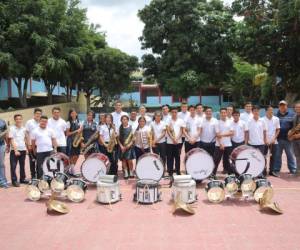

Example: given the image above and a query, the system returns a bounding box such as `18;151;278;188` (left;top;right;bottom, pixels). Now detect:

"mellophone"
27;145;273;206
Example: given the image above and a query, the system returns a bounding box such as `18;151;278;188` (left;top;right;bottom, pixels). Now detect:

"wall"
0;102;79;125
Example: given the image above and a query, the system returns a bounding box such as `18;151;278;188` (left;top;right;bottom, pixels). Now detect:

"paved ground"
1;152;300;250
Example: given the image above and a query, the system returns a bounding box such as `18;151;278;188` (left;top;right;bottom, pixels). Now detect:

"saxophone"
81;131;99;154
0;129;8;140
124;131;134;148
166;124;176;141
288;123;300;141
107;127;117;153
73;131;84;148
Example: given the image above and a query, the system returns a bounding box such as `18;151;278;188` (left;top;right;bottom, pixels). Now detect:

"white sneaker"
124;170;129;179
129;170;134;178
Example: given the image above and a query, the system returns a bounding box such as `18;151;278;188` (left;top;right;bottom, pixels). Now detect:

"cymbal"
46;199;70;214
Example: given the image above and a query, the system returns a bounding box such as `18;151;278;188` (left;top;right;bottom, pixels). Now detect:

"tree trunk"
285;92;298;105
45;80;54;105
13;77;28;108
86;92;91;112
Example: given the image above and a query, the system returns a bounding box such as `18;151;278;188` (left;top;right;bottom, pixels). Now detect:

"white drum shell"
172;180;197;204
135;153;164;181
96;181;120;204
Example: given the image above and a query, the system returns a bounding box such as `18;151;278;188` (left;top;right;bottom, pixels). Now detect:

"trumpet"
73;131;84;148
288;123;300;141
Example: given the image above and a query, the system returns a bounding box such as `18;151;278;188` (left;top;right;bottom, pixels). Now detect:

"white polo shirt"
247;118;266;145
99;124;114;142
178;111;190;123
151;120;166;143
137;115;152;126
9;125;27;151
263;116;280;144
215;119;233;147
128;119;139;133
166;118;186;144
25;119;39;140
162;114;171;123
200;117;218;143
185;115;201;142
31;127;55;153
47;118;67;147
240;112;253;123
111;111;128;131
232;120;248;143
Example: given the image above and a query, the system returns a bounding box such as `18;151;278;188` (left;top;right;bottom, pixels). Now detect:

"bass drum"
185;148;214;181
135;153;164;182
231;145;265;178
42;152;70;177
81;153;110;183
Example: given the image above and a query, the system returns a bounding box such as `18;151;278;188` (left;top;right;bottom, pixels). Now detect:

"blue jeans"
0;144;8;185
274;139;296;173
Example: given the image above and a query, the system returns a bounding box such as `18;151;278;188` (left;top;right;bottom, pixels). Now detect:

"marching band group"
0;99;300;188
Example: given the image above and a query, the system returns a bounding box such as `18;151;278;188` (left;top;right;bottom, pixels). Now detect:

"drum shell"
135;153;164;181
55;172;69;185
135;180;161;204
224;175;239;187
254;179;273;202
172;180;197;204
81;153;110;183
185;148;214;181
68;179;87;192
238;173;253;185
205;180;224;193
96;181;120;204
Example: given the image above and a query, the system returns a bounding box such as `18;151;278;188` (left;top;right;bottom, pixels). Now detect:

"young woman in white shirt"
151;111;167;166
9;114;29;186
134;116;151;161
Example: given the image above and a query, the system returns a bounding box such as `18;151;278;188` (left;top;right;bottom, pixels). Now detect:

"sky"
80;0;233;58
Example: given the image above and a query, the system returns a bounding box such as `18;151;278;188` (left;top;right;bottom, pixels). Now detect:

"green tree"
139;0;235;97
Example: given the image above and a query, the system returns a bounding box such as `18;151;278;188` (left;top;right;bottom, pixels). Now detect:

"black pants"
29;151;37;179
199;141;215;157
100;145;118;175
231;141;244;150
36;151;52;179
10;150;26;183
213;146;233;175
166;143;182;176
57;146;67;154
153;142;167;166
264;144;278;173
184;141;199;153
135;147;150;161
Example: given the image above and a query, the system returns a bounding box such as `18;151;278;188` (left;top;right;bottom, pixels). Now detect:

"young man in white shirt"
128;109;139;133
161;104;171;123
196;103;205;121
25;108;42;179
9;114;29;187
240;102;254;123
47;107;67;154
263;106;280;177
231;110;248;150
137;105;152;126
227;105;234;121
183;105;201;153
111;100;128;131
199;107;218;157
31;116;57;179
213;108;234;176
178;102;190;122
166;107;186;176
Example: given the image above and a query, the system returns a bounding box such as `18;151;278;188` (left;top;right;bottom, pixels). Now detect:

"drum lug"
133;193;137;202
195;194;198;200
119;194;122;200
158;191;162;201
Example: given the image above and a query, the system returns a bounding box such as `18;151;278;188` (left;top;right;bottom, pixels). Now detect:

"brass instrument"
73;131;84;148
80;131;99;154
106;127;117;153
124;131;134;148
288;123;300;141
148;128;154;153
166;125;176;141
0;129;8;140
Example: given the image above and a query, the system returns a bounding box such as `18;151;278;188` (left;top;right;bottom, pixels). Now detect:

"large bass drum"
135;153;164;182
81;153;110;183
185;148;214;181
230;145;265;178
42;152;70;177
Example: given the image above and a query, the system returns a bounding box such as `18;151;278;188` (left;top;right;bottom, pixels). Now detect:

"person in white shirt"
111;100;128;131
137;105;152;126
199;107;218;157
183;105;201;153
240;102;254;123
25;108;42;179
263;106;280;177
178;102;190;147
213;108;234;176
129;109;139;133
166;107;186;176
98;114;118;175
231;110;248;149
48;107;67;154
162;104;171;123
151;111;167;166
31;116;57;179
196;103;205;121
9;114;29;186
134;116;151;160
227;105;234;121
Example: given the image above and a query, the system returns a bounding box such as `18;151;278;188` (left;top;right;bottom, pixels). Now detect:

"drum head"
185;149;214;180
42;155;65;177
81;157;108;183
233;147;265;177
136;153;164;181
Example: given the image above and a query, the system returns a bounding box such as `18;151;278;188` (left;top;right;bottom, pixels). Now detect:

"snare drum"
135;153;164;181
67;179;87;202
81;153;110;183
231;145;266;178
239;173;256;196
205;180;225;203
26;179;42;201
172;179;197;204
185;148;214;181
42;153;70;177
254;179;273;202
96;181;121;204
224;175;239;195
134;179;161;204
